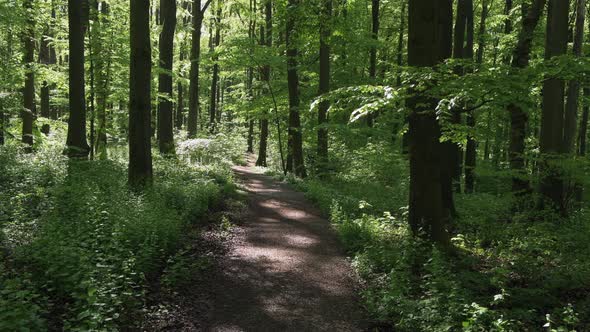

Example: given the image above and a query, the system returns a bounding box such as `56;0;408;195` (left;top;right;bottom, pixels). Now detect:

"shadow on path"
202;158;367;331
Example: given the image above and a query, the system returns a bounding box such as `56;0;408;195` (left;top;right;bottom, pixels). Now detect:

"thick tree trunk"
507;0;546;194
66;0;90;157
286;0;306;177
256;119;269;166
157;0;177;154
407;0;453;245
22;0;35;149
129;0;153;188
539;0;569;214
317;0;331;169
564;0;585;154
246;0;255;154
366;0;379;127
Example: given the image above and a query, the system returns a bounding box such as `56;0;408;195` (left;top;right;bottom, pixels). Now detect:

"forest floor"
197;155;368;331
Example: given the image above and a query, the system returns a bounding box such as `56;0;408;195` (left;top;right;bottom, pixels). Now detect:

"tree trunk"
507;0;546;194
66;0;90;157
317;0;331;169
256;0;272;167
580;88;589;156
188;0;205;137
246;0;255;154
407;0;453;245
176;46;186;129
366;0;379;127
22;0;35;149
209;2;222;131
464;0;477;193
95;1;111;159
157;0;177;154
564;0;585;154
129;0;153;188
286;0;306;177
539;0;569;214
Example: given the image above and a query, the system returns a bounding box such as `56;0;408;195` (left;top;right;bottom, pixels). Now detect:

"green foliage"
0;136;233;329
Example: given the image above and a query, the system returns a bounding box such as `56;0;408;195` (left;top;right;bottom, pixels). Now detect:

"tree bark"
129;0;153;188
563;0;585;154
286;0;306;177
317;0;331;169
539;0;569;214
66;0;90;157
22;0;35;149
256;0;272;167
507;0;546;194
188;0;210;137
407;0;453;245
580;88;589;156
209;2;222;131
157;0;177;154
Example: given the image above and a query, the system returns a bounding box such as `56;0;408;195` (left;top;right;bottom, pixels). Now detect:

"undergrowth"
0;128;242;330
292;138;590;331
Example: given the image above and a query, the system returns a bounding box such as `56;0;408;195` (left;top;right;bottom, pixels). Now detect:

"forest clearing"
1;0;590;330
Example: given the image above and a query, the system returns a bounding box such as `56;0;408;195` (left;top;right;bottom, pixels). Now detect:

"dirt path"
202;159;367;331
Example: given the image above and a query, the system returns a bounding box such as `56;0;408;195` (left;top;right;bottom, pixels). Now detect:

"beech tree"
157;0;177;154
407;0;453;245
128;0;153;187
66;0;90;157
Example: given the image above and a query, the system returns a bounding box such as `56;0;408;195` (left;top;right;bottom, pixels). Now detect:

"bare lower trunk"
157;0;177;154
129;0;153;188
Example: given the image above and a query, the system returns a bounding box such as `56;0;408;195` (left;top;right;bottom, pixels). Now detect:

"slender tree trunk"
157;0;177;154
22;0;35;149
257;0;272;167
366;0;379;127
286;0;306;177
39;13;54;135
95;2;111;159
580;88;589;156
507;0;546;194
246;0;255;154
129;0;153;188
464;0;476;193
66;0;90;157
539;0;569;214
176;45;186;129
188;0;207;137
209;2;222;131
317;0;331;169
407;0;453;246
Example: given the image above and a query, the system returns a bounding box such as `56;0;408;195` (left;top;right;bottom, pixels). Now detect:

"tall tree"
129;0;153;187
286;0;306;177
564;0;585;154
66;0;90;157
246;0;256;154
507;0;546;194
366;0;379;127
256;0;272;167
539;0;569;213
464;0;476;193
22;0;35;149
157;0;177;154
94;1;111;159
39;0;57;135
187;0;213;137
316;0;331;169
208;1;222;131
407;0;453;245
